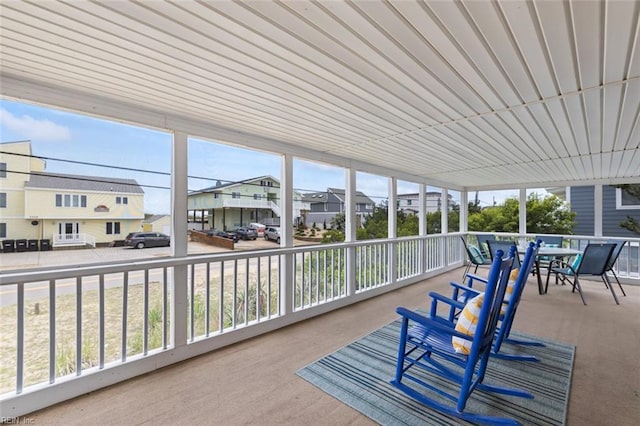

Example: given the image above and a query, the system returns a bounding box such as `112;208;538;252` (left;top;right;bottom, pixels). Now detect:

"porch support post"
279;154;294;314
460;190;468;232
441;188;448;234
345;169;357;296
460;190;468;267
419;184;427;235
519;188;527;244
419;183;427;273
441;188;449;266
388;177;397;284
171;131;188;348
594;184;603;237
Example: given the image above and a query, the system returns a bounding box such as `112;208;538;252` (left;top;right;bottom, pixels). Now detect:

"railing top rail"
0;233;461;285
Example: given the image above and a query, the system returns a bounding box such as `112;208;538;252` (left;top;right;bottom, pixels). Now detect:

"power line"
1;150;391;202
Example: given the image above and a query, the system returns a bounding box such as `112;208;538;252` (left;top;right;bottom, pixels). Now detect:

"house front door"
58;222;80;241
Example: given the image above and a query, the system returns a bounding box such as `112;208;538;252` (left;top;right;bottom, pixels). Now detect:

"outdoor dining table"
518;246;583;295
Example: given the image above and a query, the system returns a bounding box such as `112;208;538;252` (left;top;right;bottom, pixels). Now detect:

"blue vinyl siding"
571;185;640;237
570;186;594;236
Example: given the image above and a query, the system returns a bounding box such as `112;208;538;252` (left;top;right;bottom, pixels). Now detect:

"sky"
0;99;531;214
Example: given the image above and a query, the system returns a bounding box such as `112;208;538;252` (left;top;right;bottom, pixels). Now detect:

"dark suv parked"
124;232;171;249
234;227;258;240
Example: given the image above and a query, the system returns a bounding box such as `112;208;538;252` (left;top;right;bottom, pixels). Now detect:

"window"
232;192;241;199
407;199;412;205
0;193;6;208
0;162;6;178
106;222;121;235
56;193;88;208
213;193;220;199
253;193;261;200
116;196;128;204
0;223;6;238
616;187;640;210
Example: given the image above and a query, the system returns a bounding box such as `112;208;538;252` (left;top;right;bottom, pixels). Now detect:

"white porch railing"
5;231;636;417
52;233;96;248
0;233;463;418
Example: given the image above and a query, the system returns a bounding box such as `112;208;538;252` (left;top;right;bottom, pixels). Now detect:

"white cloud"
0;108;71;142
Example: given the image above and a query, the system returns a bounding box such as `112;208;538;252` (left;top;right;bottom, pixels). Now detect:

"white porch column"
419;183;427;273
388;177;397;238
279;154;294;315
171;131;188;348
594;184;603;237
388;177;397;284
519;188;527;242
460;190;468;233
419;183;427;236
441;188;448;233
345;169;357;296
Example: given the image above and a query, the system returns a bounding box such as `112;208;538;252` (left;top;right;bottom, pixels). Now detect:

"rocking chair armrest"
396;307;470;339
449;281;482;299
459;273;489;288
428;291;466;321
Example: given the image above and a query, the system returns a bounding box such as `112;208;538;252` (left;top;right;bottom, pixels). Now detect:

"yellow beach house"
1;140;145;248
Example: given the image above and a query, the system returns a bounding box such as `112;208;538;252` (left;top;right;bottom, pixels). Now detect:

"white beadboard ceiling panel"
0;0;638;191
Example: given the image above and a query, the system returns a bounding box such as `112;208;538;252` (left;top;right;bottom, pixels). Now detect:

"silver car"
264;227;280;243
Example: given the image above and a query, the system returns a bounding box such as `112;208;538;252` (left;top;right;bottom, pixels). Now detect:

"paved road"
0;238;287;307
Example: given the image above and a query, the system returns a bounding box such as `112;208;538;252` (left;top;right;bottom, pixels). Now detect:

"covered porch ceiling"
1;0;639;191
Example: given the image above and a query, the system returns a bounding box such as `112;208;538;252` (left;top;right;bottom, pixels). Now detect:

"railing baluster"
205;262;210;336
162;267;168;349
99;274;105;369
232;259;238;328
256;257;261;322
189;265;195;341
76;277;82;376
122;271;128;362
17;282;24;394
49;279;55;384
143;269;149;355
244;259;249;325
219;261;224;332
267;256;272;318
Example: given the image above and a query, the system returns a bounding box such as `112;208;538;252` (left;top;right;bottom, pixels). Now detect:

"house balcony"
1;233;638;424
191;198;309;218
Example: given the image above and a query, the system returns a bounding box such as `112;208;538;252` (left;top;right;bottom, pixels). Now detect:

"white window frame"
616;188;640;210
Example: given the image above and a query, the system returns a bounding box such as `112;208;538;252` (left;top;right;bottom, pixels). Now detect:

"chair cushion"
452;293;484;355
468;245;485;264
504;268;519;302
566;254;583;276
500;268;520;315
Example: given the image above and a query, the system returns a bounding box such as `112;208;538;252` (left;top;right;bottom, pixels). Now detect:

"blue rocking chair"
391;250;532;425
442;241;543;362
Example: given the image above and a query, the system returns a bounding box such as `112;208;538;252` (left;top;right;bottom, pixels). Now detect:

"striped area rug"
296;315;574;425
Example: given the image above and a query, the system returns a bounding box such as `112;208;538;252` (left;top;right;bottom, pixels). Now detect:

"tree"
468;193;575;234
330;212;345;231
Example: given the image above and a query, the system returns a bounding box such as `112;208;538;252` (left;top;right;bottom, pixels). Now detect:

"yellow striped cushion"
499;268;519;315
452;293;484;355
